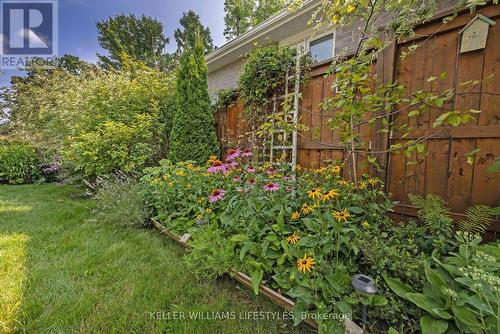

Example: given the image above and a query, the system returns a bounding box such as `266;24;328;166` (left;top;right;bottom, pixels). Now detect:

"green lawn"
0;184;309;334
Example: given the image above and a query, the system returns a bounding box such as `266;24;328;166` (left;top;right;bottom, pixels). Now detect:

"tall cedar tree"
168;35;219;164
174;10;214;54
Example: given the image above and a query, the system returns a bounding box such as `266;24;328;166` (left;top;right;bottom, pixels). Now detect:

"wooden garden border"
150;218;364;333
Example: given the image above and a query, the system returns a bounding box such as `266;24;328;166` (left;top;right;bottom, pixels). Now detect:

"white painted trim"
306;29;336;63
206;0;321;65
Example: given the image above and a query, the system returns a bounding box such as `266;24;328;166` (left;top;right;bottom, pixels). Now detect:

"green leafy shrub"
183;226;235;281
385;232;500;334
89;174;148;228
4;55;176;179
168;36;219;164
0;140;39;184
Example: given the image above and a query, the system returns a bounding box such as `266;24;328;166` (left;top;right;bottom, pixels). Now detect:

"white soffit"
206;0;321;72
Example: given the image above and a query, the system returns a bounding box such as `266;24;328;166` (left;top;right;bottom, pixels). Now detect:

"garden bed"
141;153;500;334
150;218;364;334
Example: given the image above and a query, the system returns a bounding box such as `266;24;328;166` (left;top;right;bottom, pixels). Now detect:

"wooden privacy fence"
214;5;500;240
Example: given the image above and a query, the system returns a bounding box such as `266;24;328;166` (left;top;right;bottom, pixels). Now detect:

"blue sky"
1;0;226;85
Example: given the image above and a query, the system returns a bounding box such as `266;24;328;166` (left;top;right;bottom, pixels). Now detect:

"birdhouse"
459;14;496;53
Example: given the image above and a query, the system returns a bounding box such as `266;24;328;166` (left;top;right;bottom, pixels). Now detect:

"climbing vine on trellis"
238;44;312;123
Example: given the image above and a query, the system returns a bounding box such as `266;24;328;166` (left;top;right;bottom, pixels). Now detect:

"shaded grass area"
0;184;309;334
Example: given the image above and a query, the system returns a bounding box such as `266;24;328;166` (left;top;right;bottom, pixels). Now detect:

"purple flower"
246;166;256;173
208;160;226;174
241;149;253;157
263;182;280;192
225;148;241;161
247;178;256;185
232;176;241;182
266;168;276;176
225;161;238;169
209;189;226;203
283;176;291;181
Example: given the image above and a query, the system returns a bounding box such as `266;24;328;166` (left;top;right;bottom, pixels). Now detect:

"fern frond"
458;205;493;235
408;193;453;233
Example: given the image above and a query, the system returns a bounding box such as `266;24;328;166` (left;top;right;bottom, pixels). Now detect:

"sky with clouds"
1;0;227;85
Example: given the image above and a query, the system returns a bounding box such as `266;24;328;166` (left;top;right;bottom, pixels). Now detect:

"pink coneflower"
247;166;256;173
209;189;226;202
208;160;226;173
225;161;238;169
225;148;241;161
247;178;256;185
263;182;280;192
232;176;241;182
283;176;291;181
266;168;276;176
241;149;253;157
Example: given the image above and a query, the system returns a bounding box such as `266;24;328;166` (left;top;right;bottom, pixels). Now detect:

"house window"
309;33;334;63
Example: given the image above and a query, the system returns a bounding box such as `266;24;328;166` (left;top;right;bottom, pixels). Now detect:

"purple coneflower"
208;160;226;174
232;176;241;182
209;189;226;203
225;148;241;161
263;182;280;192
241;148;253;157
246;166;256;173
283;176;291;181
247;178;256;185
225;161;238;169
266;168;276;176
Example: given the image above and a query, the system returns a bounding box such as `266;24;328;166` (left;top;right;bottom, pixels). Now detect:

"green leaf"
406;293;451;319
388;328;400;334
486;159;500;173
250;270;264;295
425;264;448;292
384;276;415;300
451;305;483;332
420;315;448;334
230;234;248;243
239;242;254;261
408;110;420;117
348;206;363;214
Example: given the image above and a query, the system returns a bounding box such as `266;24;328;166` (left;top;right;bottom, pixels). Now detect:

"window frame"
306;30;335;64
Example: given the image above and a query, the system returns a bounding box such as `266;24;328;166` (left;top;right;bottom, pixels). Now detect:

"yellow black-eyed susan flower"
332;165;341;174
297;254;315;273
291;211;300;220
300;203;313;215
333;208;350;223
307;188;322;200
368;178;378;187
321;189;339;202
287;232;300;244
